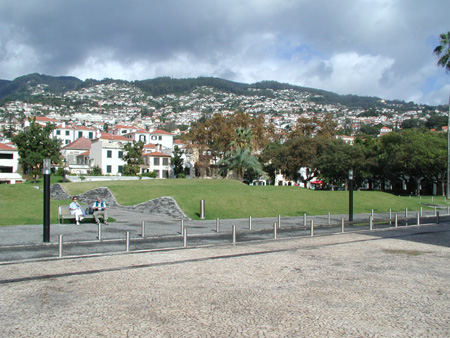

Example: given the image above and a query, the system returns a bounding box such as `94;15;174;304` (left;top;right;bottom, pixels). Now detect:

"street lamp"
43;158;51;242
349;169;354;222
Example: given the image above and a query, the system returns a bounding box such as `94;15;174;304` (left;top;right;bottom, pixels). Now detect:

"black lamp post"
43;158;51;242
349;169;354;222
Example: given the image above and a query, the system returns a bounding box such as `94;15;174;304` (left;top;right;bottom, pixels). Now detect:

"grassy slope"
0;178;445;226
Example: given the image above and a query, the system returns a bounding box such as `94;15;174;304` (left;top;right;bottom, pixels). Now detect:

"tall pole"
447;93;450;198
349;169;354;222
43;158;51;242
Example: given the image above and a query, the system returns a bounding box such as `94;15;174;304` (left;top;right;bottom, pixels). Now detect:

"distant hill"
0;73;431;110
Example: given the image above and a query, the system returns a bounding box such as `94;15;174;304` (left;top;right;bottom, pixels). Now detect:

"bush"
177;173;186;178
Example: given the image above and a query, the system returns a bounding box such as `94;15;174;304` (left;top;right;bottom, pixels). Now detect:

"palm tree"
230;127;254;150
434;31;450;197
434;32;450;72
218;146;263;181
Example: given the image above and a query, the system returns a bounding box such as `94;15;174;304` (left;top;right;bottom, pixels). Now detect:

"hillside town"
0;80;447;185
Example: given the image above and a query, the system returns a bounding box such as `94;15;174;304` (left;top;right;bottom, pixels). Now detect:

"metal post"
278;215;281;228
126;231;130;252
98;222;102;241
310;219;314;236
200;200;205;219
395;214;398;227
405;208;408;218
141;221;145;238
341;218;345;233
43;158;51;243
371;209;374;219
328;212;331;226
420;207;423;217
249;216;252;230
274;222;277;239
183;228;187;247
434;206;437;216
232;225;236;245
181;218;184;234
437;211;440;224
416;212;420;226
303;213;307;226
58;234;63;258
216;218;220;233
389;208;392;225
349;169;354;222
369;216;373;231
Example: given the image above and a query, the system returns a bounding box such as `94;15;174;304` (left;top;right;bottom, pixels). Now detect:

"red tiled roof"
62;137;92;149
150;129;173;135
144;143;157;148
143;151;170;157
0;142;16;151
99;132;130;141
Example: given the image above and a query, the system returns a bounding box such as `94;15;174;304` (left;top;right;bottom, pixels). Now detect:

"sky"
0;0;449;106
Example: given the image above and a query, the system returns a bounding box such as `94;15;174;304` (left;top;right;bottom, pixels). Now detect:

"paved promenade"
1;212;449;337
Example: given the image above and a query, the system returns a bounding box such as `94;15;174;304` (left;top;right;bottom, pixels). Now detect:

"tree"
218;146;263;181
172;146;185;177
12;117;62;183
122;141;144;176
433;31;450;197
434;31;450;73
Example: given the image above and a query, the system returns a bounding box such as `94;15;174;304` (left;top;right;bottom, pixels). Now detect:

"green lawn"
1;178;445;226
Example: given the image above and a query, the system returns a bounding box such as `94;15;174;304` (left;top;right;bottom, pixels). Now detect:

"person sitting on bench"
69;196;85;225
93;197;109;225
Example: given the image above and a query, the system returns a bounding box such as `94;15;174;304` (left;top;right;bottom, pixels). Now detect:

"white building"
0;142;24;184
90;133;131;175
60;137;92;175
141;151;171;178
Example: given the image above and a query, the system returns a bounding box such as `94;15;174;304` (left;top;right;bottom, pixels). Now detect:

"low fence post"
181;219;184;234
369;216;373;231
416;212;420;226
249;216;252;230
141;221;145;238
274;222;278;239
310;219;314;237
58;234;63;258
420;207;423;217
405;208;408;218
341;218;345;233
328;212;331;226
303;213;307;226
183;228;187;248
278;215;281;229
437;211;440;224
395;214;398;228
200;200;205;219
434;206;437;216
232;225;236;245
389;208;392;225
126;231;130;252
216;218;220;233
98;222;102;241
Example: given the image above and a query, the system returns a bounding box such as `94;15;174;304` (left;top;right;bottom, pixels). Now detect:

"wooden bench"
58;205;95;224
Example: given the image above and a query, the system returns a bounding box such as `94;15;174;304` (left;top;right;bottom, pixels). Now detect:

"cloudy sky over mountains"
0;0;449;105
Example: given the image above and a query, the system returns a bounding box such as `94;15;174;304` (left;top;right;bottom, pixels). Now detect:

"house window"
118;151;123;159
88;132;93;139
163;170;169;178
151;135;157;141
158;136;162;140
0;166;13;173
65;140;70;145
154;170;160;178
118;165;123;174
78;131;83;138
153;157;160;166
162;158;169;166
56;130;61;135
139;135;146;142
106;165;112;173
0;153;13;159
65;130;70;136
107;150;112;158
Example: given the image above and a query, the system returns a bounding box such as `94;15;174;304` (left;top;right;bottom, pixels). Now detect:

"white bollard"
232;225;236;245
341;218;345;233
58;234;63;258
249;216;252;230
183;228;187;248
141;220;145;238
98;222;102;241
126;231;130;252
304;213;307;226
278;215;281;229
310;219;314;236
328;212;331;226
274;222;278;239
216;218;220;233
369;216;373;231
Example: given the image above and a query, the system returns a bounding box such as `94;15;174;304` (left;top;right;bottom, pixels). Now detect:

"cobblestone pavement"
1;224;449;337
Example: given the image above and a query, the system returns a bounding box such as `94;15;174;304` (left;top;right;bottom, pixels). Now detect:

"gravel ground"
1;223;449;337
